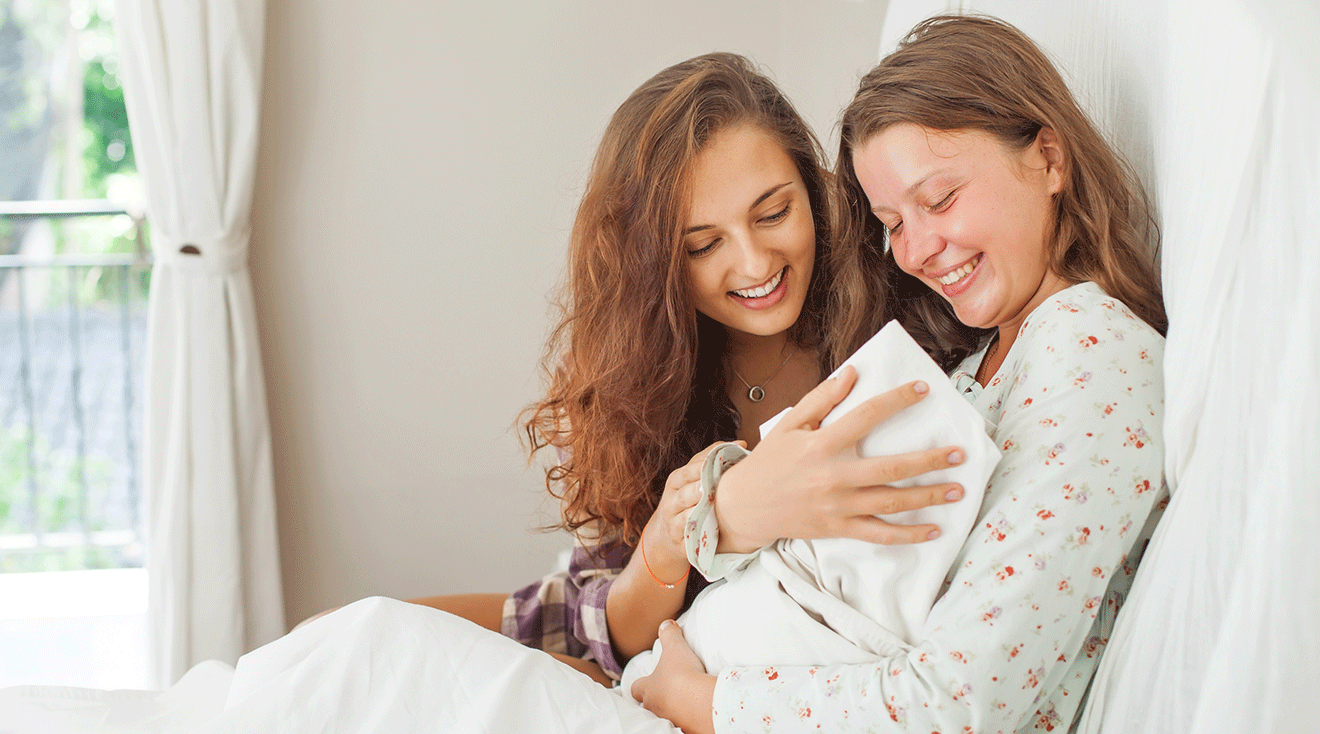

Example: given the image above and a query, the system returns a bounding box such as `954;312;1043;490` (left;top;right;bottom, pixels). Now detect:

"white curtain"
113;0;284;687
1076;3;1320;732
876;1;1319;731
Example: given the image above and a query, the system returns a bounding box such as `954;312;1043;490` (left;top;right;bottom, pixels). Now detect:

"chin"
951;307;994;330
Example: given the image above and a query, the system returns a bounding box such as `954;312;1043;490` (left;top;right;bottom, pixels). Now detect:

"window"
0;0;151;688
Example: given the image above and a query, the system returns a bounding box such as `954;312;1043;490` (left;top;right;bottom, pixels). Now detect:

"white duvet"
0;323;997;734
0;597;679;734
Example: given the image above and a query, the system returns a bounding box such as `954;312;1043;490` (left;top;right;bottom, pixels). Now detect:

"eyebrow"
869;170;953;215
684;182;793;235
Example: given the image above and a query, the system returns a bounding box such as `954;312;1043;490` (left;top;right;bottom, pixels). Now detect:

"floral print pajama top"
709;282;1169;733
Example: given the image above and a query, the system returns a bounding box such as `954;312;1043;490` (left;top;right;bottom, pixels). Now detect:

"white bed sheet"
0;598;679;734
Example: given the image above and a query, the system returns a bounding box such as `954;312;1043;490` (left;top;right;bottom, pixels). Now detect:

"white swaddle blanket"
622;322;1000;689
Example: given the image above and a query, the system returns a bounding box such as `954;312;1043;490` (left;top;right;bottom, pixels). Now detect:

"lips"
729;267;789;311
935;254;983;286
731;267;785;299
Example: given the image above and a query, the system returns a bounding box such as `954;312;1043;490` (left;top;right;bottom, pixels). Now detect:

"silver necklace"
732;345;796;403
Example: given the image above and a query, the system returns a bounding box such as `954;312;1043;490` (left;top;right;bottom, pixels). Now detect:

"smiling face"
851;123;1068;337
683;124;816;343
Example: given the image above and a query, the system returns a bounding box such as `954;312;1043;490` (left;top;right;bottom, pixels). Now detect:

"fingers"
842;514;944;545
656;619;702;669
630;621;688;703
661;479;703;515
680;480;702;510
629;672;647;703
771;366;859;434
658;618;684;643
844;444;965;487
666;441;730;493
824;379;931;448
846;478;965;515
665;462;701;493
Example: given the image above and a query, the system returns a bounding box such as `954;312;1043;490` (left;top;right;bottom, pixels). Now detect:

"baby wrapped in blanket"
621;322;1000;689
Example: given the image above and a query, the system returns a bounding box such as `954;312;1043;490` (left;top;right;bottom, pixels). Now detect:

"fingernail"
914;380;929;394
945;488;963;501
660;620;674;631
947;449;964;465
927;529;941;540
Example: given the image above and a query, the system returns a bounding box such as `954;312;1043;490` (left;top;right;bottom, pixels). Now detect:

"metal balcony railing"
0;200;151;572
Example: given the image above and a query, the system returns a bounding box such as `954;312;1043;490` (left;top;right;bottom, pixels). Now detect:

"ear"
1035;127;1066;195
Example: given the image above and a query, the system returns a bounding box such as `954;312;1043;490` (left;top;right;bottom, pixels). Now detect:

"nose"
893;218;945;274
729;228;774;278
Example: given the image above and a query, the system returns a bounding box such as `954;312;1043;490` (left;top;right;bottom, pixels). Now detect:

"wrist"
680;671;719;734
640;522;690;587
712;465;763;554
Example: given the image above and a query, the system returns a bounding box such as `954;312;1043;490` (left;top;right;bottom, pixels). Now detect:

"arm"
644;299;1168;733
505;443;729;677
605;443;730;661
293;593;508;633
405;593;506;632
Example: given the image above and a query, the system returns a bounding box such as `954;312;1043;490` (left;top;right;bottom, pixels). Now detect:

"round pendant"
748;386;765;402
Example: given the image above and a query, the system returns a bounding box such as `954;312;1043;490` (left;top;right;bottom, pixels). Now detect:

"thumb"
657;618;687;649
657;618;703;670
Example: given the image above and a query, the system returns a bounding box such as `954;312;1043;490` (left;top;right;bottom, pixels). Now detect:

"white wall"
252;0;889;628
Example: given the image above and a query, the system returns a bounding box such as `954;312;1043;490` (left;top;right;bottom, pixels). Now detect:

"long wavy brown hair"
522;53;842;549
834;15;1167;370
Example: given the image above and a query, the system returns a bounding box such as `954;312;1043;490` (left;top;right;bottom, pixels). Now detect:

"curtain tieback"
153;226;252;275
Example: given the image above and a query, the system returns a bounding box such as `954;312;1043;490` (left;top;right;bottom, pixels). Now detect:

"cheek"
686;262;724;304
887;237;922;278
793;221;817;263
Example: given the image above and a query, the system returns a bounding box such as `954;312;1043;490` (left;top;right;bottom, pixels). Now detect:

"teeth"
937;255;982;286
733;268;784;298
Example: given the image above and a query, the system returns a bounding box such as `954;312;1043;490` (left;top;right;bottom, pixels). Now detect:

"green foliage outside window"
1;1;148;572
2;0;148;302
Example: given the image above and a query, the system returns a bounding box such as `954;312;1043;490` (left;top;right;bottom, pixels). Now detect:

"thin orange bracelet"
639;533;690;590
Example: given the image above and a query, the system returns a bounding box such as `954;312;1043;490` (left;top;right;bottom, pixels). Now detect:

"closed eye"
928;191;955;212
687;239;719;258
760;204;791;224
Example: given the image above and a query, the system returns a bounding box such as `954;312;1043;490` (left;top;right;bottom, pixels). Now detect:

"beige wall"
252;0;889;629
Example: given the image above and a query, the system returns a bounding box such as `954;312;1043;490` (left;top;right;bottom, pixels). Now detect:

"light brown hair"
835;14;1166;369
522;53;839;548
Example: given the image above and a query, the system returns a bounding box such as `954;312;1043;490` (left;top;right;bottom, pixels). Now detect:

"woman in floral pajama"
630;16;1169;734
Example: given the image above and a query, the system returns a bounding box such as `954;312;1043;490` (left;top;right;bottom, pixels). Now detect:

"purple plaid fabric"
502;541;710;679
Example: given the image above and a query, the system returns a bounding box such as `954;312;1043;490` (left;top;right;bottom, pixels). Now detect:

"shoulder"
989;283;1163;422
1013;282;1163;370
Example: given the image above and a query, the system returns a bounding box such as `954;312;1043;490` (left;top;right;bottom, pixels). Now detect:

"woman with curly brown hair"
482;51;961;685
295;52;961;690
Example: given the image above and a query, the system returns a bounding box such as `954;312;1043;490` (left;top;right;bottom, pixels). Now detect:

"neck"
984;274;1072;382
726;330;793;382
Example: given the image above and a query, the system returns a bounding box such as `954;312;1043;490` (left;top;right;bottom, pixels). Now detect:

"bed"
1;0;1315;732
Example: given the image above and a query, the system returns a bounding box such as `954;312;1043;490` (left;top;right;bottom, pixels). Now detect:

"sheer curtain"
876;1;1318;730
1076;2;1319;731
113;0;284;686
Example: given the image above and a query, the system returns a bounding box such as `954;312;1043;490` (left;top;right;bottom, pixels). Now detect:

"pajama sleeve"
710;287;1168;733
